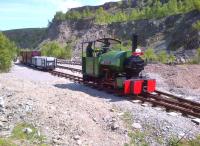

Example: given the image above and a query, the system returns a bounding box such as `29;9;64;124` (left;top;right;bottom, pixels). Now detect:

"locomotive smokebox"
132;34;138;53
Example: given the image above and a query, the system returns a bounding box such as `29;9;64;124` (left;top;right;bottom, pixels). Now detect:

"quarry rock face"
42;10;200;59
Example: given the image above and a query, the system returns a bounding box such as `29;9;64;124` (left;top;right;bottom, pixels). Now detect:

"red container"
20;50;41;64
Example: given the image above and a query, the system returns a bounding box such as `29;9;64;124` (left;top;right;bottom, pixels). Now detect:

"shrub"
193;20;200;31
0;32;17;72
168;53;176;64
41;42;72;59
157;50;168;63
142;48;157;62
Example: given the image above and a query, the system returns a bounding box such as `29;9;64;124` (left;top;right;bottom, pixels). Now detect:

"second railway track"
56;65;82;73
50;70;200;118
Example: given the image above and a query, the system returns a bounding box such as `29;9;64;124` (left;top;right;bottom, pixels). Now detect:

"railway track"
57;59;81;66
50;70;200;118
56;65;82;73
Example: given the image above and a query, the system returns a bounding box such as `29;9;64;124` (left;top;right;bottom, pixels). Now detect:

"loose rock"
132;123;142;129
111;123;119;130
23;128;33;134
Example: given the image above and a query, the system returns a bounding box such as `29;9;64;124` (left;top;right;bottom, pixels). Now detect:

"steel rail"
50;71;82;83
134;95;200;118
49;70;200;118
56;65;82;73
143;93;200;118
155;90;200;107
57;59;81;65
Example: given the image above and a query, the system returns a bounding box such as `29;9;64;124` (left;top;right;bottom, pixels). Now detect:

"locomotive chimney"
132;34;138;52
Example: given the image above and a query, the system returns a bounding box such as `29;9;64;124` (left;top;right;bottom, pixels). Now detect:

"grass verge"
0;122;48;146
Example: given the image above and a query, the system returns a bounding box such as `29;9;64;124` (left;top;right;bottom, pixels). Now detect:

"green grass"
168;135;200;146
0;138;17;146
0;122;49;146
122;111;133;129
11;123;46;144
124;131;149;146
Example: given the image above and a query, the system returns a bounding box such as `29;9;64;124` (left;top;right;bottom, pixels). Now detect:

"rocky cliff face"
42;10;200;60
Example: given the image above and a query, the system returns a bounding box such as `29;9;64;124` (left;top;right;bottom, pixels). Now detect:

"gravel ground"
144;63;200;102
0;63;200;146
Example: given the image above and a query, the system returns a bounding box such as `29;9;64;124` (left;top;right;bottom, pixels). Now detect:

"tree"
0;33;17;72
40;41;72;59
167;0;178;14
193;0;200;11
54;11;65;21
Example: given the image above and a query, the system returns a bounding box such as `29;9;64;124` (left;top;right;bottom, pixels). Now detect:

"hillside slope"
3;28;46;49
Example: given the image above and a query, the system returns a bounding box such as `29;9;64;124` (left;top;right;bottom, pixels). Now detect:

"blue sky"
0;0;119;30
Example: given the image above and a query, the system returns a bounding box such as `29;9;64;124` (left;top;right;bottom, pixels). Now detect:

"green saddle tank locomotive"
82;34;156;95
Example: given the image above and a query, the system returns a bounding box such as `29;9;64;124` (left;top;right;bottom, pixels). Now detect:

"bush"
168;53;176;64
192;48;200;64
193;20;200;31
0;32;17;72
157;50;168;64
143;48;157;62
41;42;72;59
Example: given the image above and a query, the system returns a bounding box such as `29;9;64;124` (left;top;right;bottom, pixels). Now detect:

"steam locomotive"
82;34;156;95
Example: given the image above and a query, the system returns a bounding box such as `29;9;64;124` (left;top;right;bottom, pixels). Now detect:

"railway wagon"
20;50;41;64
20;50;57;70
32;56;57;70
82;35;156;95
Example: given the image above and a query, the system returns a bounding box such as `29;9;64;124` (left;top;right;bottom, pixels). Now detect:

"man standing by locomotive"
86;42;93;57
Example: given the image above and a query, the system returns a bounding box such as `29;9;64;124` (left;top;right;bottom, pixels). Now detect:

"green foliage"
191;48;200;64
0;32;17;72
142;48;157;62
168;135;200;146
41;42;72;59
122;111;133;128
0;138;17;146
126;131;148;146
54;11;65;21
11;123;46;143
157;50;168;63
111;41;131;51
168;53;176;64
3;28;46;49
193;20;200;30
53;0;200;24
193;0;200;11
